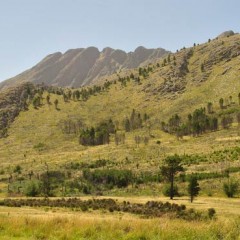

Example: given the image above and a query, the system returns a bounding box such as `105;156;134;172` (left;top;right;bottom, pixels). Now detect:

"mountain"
1;31;240;142
0;46;169;90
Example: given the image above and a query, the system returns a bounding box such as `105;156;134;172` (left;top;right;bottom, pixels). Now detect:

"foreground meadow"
0;196;240;240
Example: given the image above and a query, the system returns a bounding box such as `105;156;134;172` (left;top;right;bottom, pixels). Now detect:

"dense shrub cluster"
1;198;214;220
67;159;110;170
83;169;133;188
79;119;115;146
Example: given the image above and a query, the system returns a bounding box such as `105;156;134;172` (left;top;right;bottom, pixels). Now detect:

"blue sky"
0;0;239;82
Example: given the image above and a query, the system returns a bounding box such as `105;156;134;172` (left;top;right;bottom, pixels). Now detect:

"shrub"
25;181;40;197
162;184;179;197
223;179;238;198
208;208;216;219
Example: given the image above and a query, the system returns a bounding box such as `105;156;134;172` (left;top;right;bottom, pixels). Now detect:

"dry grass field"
0;196;240;239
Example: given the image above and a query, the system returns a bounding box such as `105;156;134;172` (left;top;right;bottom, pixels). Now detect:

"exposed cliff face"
0;46;169;89
0;82;35;137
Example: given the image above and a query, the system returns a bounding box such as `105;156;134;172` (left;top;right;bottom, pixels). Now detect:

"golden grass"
0;201;240;240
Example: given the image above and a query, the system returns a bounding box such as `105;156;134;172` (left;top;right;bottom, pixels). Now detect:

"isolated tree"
188;175;200;203
207;102;213;114
160;154;184;200
75;90;80;101
163;58;167;66
32;95;41;108
124;118;131;132
46;95;50;105
219;98;224;109
54;99;59;109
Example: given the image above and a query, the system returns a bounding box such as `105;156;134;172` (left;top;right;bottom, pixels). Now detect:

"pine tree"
219;98;224;109
160;155;184;200
188;176;200;203
54;99;59;109
207;102;213;114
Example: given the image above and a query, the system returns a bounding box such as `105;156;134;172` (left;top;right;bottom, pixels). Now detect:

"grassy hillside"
0;33;240;198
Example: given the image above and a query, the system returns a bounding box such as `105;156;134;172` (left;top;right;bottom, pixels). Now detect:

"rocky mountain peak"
0;46;170;89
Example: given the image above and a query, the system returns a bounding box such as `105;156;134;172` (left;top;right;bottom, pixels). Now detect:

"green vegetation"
188;175;200;202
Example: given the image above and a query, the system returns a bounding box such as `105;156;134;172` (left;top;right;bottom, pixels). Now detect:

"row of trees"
162;105;240;138
161;108;219;137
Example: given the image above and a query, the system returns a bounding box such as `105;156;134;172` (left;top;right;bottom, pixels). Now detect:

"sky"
0;0;240;82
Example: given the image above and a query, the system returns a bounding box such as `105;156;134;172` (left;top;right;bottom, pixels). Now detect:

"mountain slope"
0;32;240;163
0;46;169;90
1;32;240;200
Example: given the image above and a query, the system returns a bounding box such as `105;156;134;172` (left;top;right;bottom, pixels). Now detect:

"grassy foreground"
0;210;239;240
0;197;240;239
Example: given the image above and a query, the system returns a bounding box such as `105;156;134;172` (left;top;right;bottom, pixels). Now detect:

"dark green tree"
188;175;200;202
160;155;184;200
54;99;59;109
219;98;224;109
207;102;213;114
75;90;80;101
124;118;131;132
32;95;41;108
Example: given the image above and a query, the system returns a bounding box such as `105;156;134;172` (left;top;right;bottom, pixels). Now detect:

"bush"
208;208;216;219
83;169;133;188
82;184;91;194
25;181;40;197
223;179;238;198
162;184;179;197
